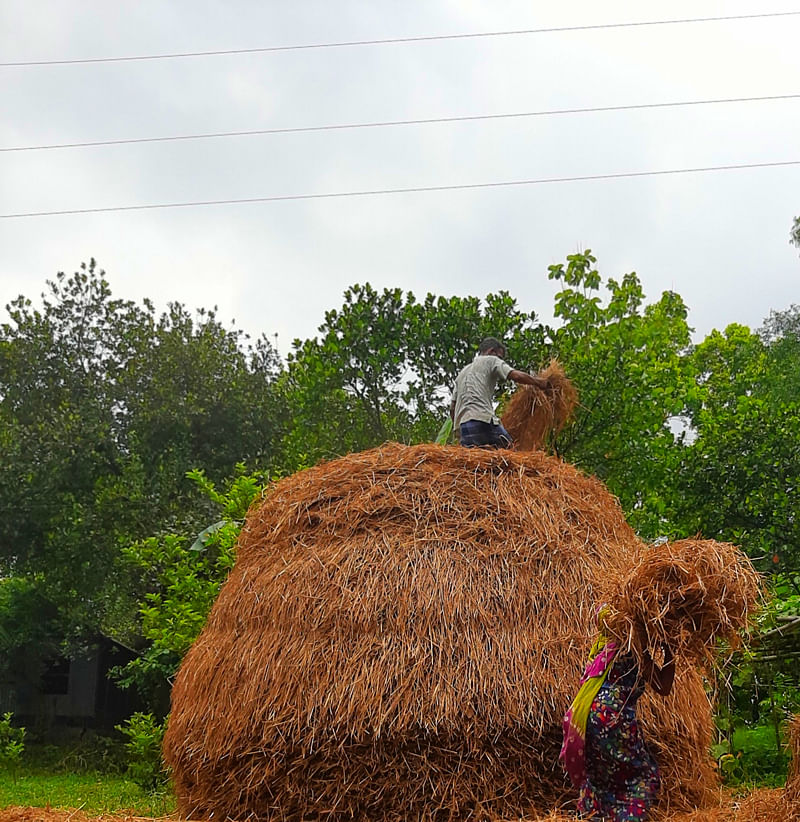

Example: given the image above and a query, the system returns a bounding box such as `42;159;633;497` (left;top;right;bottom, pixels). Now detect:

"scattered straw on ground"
501;360;578;451
602;539;762;667
3;788;797;821
0;811;95;822
163;443;735;820
518;787;795;819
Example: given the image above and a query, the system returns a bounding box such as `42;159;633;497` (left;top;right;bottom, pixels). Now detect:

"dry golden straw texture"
0;790;794;822
164;443;750;821
519;787;795;820
2;788;795;822
500;360;578;451
786;714;800;813
602;539;762;666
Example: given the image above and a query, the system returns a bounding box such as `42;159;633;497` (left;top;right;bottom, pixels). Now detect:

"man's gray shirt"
452;354;513;428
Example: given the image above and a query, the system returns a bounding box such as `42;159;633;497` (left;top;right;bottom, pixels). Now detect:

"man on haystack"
450;337;549;448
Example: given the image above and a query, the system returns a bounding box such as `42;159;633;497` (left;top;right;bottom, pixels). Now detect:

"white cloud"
1;0;798;348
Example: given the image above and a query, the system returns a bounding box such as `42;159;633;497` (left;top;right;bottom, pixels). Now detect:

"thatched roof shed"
164;443;721;820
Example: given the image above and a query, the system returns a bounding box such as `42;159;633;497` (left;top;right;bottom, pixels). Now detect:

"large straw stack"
164;443;741;821
786;714;800;814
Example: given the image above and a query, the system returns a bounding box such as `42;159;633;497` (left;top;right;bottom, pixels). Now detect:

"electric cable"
2;10;799;67
3;93;799;153
2;159;798;219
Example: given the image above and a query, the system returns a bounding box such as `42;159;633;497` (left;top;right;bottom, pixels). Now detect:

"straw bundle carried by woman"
501;359;578;451
601;539;762;666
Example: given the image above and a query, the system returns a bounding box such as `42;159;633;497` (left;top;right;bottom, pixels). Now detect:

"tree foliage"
0;712;25;783
543;252;693;535
675;321;800;574
282;284;546;463
115;467;264;709
0;260;284;647
3;253;800;768
0;577;64;680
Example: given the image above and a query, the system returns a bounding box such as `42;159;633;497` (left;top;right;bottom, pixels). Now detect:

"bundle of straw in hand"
602;539;762;665
501;359;578;451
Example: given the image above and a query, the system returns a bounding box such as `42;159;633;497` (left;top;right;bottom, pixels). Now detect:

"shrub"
0;712;25;783
116;712;168;791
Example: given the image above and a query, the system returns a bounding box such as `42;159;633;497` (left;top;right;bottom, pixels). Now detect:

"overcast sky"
1;1;798;354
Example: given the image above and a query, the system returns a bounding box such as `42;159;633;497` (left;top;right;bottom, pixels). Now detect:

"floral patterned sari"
560;634;619;787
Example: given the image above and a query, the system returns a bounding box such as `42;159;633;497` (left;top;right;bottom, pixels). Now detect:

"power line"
3;93;799;153
2;159;798;220
3;10;799;67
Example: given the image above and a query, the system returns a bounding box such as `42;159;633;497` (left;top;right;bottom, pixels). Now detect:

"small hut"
163;443;742;820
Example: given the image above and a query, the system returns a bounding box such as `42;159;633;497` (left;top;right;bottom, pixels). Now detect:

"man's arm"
508;369;549;390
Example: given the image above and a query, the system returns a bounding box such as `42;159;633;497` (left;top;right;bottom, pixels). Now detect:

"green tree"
544;252;694;535
675;319;800;575
282;284;546;463
284;284;410;460
115;467;264;710
0;577;64;681
0;261;284;650
760;304;800;404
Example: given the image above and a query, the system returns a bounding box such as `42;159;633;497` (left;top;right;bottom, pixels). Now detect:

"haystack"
786;714;800;814
164;443;742;821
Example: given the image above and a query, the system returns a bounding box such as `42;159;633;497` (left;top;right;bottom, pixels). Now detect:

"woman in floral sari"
560;608;674;821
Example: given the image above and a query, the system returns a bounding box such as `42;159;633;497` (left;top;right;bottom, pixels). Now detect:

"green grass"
0;769;176;816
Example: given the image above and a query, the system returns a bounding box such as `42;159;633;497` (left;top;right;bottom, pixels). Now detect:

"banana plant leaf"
434;417;453;445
